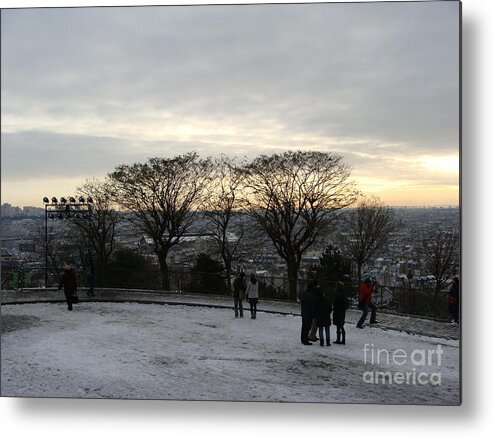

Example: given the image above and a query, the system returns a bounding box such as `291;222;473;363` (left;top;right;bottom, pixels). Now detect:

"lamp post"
43;196;93;287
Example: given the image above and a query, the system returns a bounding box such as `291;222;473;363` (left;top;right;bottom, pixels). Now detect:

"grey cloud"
1;131;139;181
0;130;257;181
1;2;459;190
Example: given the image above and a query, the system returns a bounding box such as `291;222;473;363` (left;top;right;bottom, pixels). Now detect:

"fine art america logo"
362;343;443;386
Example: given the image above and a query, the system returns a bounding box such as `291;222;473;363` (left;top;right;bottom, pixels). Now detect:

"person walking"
356;278;378;329
298;279;317;345
232;272;247;318
316;289;332;346
448;277;460;324
245;273;259;319
333;282;349;344
58;265;78;311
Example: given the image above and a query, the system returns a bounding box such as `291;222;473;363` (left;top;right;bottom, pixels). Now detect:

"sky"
1;1;460;207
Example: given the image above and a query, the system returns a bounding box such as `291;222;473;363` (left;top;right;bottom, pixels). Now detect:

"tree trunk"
224;258;232;295
157;250;170;290
287;262;299;301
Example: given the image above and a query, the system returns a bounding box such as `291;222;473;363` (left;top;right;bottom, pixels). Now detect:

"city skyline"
1;2;460;208
0;201;460;213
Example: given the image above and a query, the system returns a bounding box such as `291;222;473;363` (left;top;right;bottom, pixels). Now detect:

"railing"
373;284;450;320
1;266;451;320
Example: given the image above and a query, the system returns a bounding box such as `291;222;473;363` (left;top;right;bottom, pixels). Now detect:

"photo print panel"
1;0;461;405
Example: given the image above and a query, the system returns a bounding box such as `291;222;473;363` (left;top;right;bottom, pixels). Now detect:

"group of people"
298;276;383;346
232;271;379;346
232;271;259;319
298;279;350;346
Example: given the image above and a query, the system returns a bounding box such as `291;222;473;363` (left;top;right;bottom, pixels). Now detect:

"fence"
373;284;450;320
1;266;451;320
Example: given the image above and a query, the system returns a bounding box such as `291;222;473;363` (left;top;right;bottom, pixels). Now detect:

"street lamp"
43;196;92;287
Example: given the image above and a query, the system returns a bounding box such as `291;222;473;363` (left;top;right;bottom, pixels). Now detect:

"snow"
1;301;459;404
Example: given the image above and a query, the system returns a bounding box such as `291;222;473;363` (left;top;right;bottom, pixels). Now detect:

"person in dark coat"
58;265;78;311
316;289;332;346
448;277;460;324
232;272;247;318
333;282;349;344
298;279;317;345
356;278;378;328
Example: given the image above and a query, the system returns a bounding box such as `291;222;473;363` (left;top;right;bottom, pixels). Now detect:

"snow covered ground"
1;301;460;404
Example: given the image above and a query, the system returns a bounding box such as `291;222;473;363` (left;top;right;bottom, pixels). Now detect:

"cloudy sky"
1;1;460;207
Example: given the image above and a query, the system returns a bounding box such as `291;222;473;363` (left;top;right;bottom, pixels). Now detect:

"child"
316;289;332;346
333;281;349;344
245;273;259;319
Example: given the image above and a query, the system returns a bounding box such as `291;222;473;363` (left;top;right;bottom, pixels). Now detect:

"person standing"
308;285;320;342
245;273;259;319
316;289;332;346
448;277;460;324
58;265;78;311
333;282;349;344
298;279;317;345
356;278;378;329
232;272;246;318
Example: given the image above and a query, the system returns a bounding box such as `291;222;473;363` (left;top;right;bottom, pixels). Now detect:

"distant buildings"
0;204;460;291
1;203;44;218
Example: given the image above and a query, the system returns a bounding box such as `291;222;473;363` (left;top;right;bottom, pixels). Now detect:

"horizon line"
1;202;461;210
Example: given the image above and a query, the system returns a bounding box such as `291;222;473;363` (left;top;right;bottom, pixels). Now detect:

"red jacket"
358;282;374;305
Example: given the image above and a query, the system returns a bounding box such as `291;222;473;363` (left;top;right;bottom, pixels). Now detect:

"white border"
1;0;492;436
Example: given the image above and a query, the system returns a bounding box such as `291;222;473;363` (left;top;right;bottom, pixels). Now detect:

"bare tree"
203;156;245;292
71;178;122;286
240;151;358;300
108;153;212;290
35;222;79;286
340;195;395;283
417;231;459;291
